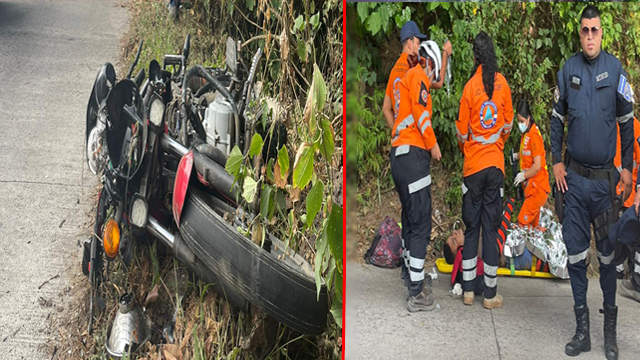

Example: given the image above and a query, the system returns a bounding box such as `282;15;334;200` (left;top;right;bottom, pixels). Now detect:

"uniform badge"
596;72;609;82
570;75;581;90
418;81;428;107
618;74;633;102
553;88;560;104
479;100;498;129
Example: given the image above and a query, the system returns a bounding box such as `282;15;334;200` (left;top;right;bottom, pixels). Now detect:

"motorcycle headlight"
130;195;148;229
149;97;164;131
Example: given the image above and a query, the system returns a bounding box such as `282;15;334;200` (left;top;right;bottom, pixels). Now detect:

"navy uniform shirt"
551;50;635;174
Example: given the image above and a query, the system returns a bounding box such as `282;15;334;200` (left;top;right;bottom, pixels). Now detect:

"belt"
566;157;614;181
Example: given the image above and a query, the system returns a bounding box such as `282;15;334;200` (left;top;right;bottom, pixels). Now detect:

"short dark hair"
401;36;415;48
443;242;456;265
581;5;600;22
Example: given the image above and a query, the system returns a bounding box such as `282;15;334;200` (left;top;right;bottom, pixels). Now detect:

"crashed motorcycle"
83;38;328;356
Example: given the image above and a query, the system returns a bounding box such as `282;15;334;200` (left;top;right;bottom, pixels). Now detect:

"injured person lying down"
443;198;549;293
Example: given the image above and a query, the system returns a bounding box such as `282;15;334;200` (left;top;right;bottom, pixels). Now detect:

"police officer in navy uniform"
551;6;635;360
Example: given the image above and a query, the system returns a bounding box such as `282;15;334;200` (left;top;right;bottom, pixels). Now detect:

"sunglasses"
580;25;600;37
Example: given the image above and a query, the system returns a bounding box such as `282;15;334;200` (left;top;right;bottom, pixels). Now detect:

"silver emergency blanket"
505;208;569;279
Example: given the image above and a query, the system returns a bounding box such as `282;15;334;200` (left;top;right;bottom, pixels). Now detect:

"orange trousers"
517;182;549;228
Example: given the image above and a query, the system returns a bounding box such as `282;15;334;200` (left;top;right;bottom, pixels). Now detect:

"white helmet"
419;40;442;82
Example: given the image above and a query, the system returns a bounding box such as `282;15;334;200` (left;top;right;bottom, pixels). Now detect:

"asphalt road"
0;1;127;358
347;262;640;360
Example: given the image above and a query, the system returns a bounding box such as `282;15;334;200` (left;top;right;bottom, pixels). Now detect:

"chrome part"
105;293;150;357
147;216;175;248
160;134;188;158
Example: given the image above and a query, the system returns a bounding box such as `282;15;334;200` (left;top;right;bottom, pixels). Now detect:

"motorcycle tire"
178;187;329;335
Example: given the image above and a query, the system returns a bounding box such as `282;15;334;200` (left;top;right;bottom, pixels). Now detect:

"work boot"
483;294;503;309
565;305;590;356
463;291;474;306
407;287;436;312
618;279;640;303
600;304;618;360
406;277;432;301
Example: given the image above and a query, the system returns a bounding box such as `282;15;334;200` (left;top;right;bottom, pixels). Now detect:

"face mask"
518;122;528;133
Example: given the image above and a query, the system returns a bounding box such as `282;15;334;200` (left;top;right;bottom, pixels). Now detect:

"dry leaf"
163;344;182;360
274;162;287;189
179;321;194;353
252;222;263;246
280;27;289;62
144;284;160;307
290;186;301;203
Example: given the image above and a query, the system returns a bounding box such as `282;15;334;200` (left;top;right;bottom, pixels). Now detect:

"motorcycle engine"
87;109;108;175
202;94;234;155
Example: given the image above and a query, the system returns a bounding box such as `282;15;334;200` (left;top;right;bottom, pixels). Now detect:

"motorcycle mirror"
149;59;162;84
183;34;191;63
226;36;237;74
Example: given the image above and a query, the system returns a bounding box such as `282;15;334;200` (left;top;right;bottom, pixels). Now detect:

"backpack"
364;216;402;268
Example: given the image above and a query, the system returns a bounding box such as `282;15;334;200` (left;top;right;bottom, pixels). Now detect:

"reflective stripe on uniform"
463;270;476;281
393;115;415;140
409;256;425;282
552;109;565;124
597;250;615;265
617;111;634;124
456;127;469;143
463;257;478;269
568;248;590;264
471;131;501;145
502;121;513;134
421;120;432;134
500;188;504;198
463;257;477;281
522;150;531;156
418;110;430;127
408;174;431;194
635;252;640;274
485;275;497;288
616;166;623;173
484;265;498;288
462;182;468;195
484;264;498;276
396;144;410;156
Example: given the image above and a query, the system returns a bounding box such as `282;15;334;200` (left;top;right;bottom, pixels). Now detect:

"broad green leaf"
297;40;306;61
294;15;304;32
277;145;289;177
319;119;334;160
249;133;264;158
357;2;368;24
246;0;255;11
310;12;320;30
326;203;343;267
293;145;314;189
260;184;274;220
304;64;327;134
334;264;343;297
330;295;342;328
367;12;382;36
225;146;243;178
242;177;258;204
266;158;274;183
306;181;324;227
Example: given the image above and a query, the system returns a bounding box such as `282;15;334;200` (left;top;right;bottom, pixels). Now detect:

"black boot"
600;304;618;360
565;305;590;356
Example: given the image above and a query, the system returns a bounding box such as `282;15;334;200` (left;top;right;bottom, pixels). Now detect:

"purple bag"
364;216;402;268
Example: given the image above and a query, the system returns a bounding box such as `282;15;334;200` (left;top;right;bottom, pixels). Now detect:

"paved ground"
0;1;127;358
346;261;640;360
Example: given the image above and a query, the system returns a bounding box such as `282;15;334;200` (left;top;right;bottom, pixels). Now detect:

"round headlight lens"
149;98;164;128
130;197;148;228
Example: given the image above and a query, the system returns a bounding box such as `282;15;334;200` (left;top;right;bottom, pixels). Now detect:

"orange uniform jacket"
456;65;513;176
386;53;410;122
391;66;437;151
519;122;551;194
614;118;640;207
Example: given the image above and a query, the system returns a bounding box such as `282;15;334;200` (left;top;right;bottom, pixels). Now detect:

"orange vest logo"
480;100;498;129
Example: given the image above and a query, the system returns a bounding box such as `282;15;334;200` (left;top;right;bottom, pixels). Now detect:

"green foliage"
349;1;640;206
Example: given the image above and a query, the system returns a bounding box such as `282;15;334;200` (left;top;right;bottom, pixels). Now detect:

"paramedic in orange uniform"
456;31;513;309
512;99;551;228
390;41;446;312
383;20;451;286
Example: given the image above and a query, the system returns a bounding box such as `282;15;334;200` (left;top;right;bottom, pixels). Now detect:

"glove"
514;171;526;187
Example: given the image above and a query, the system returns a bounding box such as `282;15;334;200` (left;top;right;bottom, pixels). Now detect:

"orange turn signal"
103;219;120;259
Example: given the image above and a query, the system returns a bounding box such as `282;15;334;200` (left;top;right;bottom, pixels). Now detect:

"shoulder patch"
418;81;428;107
618;74;633;102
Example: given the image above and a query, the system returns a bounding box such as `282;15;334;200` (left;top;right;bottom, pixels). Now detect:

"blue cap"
608;206;640;246
400;21;426;43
